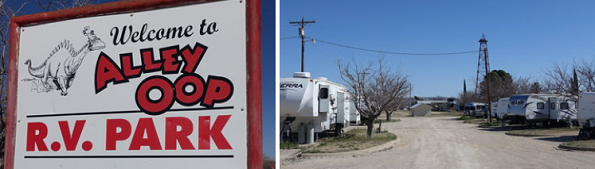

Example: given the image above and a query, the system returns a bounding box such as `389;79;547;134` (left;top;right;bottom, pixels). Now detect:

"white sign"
13;1;248;168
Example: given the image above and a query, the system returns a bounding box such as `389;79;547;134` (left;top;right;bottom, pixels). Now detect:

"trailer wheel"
334;124;344;137
579;129;594;140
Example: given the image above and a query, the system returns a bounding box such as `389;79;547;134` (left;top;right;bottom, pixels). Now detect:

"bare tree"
458;90;480;105
543;62;572;94
576;58;595;92
513;76;533;94
34;0;92;11
338;57;410;137
383;93;409;122
459;79;479;105
541;59;595;94
459;78;482;106
529;82;542;94
0;0;27;164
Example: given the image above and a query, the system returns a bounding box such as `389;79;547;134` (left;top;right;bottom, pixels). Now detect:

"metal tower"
475;34;490;93
476;34;492;122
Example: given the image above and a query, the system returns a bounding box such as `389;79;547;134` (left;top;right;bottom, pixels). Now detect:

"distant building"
410;96;458;111
410;103;432;117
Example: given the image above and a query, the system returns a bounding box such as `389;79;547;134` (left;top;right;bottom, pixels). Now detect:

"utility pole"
290;18;315;72
409;82;413;117
477;34;492;123
463;80;467;103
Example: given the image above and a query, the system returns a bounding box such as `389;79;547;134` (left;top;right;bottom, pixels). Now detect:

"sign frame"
6;0;262;168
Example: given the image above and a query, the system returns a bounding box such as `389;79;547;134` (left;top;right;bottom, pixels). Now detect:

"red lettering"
26;122;48;151
198;115;232;150
58;120;86;151
120;53;142;78
106;119;131;150
180;42;207;74
141;48;162;72
129;118;162;150
135;76;175;115
175;74;205;106
165;117;195;150
202;76;233;107
95;52;127;93
160;46;181;74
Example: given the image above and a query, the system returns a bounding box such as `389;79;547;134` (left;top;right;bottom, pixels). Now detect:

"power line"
305;37;479;56
280;36;300;40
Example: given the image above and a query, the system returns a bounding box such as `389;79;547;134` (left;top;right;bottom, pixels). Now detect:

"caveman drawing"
24;26;106;96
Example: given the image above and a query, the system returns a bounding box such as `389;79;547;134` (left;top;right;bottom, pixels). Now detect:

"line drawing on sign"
23;26;106;96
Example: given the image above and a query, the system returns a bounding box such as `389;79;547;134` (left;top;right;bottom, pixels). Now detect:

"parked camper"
280;72;354;143
506;94;577;124
464;102;487;117
349;102;361;125
578;92;595;139
491;101;498;118
495;98;509;120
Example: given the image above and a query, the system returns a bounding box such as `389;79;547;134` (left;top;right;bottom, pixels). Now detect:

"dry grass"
458;115;486;124
506;127;579;136
375;119;401;123
390;110;412;117
430;111;463;117
302;129;396;153
562;140;595;148
280;141;299;149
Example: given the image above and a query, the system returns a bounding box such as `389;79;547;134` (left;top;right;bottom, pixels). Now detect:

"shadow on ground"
478;125;532;132
478;127;512;132
535;136;577;143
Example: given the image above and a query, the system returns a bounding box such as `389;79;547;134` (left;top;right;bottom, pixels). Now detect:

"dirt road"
281;116;595;169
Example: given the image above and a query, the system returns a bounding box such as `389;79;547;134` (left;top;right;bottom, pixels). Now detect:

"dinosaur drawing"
24;26;106;96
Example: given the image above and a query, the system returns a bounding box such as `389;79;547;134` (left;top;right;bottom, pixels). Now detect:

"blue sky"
10;0;275;159
281;1;595;98
261;0;275;159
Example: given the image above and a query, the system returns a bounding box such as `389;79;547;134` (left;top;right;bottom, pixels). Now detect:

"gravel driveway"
281;116;595;169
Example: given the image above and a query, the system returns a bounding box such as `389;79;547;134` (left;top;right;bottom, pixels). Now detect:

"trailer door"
319;85;330;113
337;92;346;125
548;97;558;120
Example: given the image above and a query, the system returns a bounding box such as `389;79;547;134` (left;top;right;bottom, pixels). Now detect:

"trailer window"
537;102;544;109
319;88;329;99
511;100;524;105
550;103;556;110
560;103;569;110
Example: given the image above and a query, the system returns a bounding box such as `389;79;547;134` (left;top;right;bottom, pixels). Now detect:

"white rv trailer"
491;101;498;118
464;102;487;117
495;98;509;120
506;94;577;124
280;72;354;143
349;102;361;124
578;93;595;139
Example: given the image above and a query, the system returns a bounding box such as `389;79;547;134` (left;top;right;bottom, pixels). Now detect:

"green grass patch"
280;141;299;149
562;140;595;148
430;112;463;117
458;115;476;120
375;119;401;123
457;115;486;124
506;127;579;136
302;129;397;153
479;122;501;127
